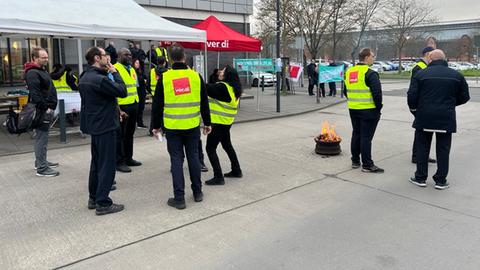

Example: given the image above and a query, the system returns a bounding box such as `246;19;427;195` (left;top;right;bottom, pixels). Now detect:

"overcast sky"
251;0;480;28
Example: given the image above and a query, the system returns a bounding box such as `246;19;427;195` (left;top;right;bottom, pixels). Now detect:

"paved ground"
1;79;479;269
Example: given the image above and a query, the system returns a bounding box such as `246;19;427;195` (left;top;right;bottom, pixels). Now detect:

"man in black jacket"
79;46;127;215
408;49;470;190
25;47;59;177
306;59;317;96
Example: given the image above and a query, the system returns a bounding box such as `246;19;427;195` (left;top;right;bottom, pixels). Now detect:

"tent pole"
204;45;208;80
77;39;83;75
217;51;220;69
257;52;260;111
58;38;62;65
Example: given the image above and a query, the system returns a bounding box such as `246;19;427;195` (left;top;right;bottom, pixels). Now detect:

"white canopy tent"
0;0;207;74
0;0;206;42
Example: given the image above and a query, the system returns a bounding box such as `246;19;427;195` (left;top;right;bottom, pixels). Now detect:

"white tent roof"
0;0;206;42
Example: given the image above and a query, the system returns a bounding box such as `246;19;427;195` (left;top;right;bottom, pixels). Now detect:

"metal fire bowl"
315;139;342;155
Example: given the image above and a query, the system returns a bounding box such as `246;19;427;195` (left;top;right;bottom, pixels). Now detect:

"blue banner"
319;65;345;83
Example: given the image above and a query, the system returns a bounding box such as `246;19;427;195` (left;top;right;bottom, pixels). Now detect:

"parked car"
370;63;383;73
374;61;393;71
457;62;476;70
385;61;399;70
448;62;462;71
238;70;276;87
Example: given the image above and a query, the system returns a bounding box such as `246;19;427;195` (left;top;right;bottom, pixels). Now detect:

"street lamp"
275;0;281;112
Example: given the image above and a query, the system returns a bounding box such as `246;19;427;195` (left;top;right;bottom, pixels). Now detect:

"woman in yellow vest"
205;65;243;185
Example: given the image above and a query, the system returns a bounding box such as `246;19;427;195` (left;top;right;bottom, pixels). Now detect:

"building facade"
0;0;254;86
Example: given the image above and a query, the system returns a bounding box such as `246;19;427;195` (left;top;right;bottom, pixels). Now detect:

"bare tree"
350;0;383;64
381;0;434;72
329;0;357;61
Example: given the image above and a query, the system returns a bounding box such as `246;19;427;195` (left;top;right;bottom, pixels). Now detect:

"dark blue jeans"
89;130;116;207
415;130;451;184
349;110;380;168
165;127;202;200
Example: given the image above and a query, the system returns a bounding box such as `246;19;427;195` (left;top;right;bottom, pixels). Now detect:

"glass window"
9;38;30;83
0;38;7;85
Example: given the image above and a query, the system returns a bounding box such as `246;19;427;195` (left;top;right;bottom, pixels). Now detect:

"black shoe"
409;177;427;187
137;124;148;129
224;171;243;178
95;203;124;216
201;164;209;172
351;162;361;169
110;185;117;191
34;161;59;170
167;198;186;210
193;192;204;202
88;198;96;210
361;165;384;173
205;177;225;185
126;159;142;166
36;167;60;177
116;164;132;173
434;181;450;190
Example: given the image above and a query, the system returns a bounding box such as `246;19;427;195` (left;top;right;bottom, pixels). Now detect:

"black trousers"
415;130;451;184
349;110;380;168
137;87;146;126
165;127;202;200
308;78;317;95
328;82;336;96
199;139;205;166
117;103;138;165
89;130;116;207
319;83;326;97
206;124;241;178
411;131;433;160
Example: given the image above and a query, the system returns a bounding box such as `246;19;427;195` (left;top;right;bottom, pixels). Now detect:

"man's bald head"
429;49;446;61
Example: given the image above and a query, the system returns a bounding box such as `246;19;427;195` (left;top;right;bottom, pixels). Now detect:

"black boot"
205;177;225;185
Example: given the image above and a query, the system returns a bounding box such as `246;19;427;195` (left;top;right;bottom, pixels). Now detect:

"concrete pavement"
1;84;480;269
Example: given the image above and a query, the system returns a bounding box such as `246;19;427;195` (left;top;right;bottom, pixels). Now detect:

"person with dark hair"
114;48;142;173
131;43;146;72
151;44;211;209
24;47;59;177
147;55;168;136
79;46;127;215
133;58;148;128
410;46;436;164
344;47;384;173
208;68;219;84
50;64;78;92
105;41;118;64
306;59;317;96
204;65;243;185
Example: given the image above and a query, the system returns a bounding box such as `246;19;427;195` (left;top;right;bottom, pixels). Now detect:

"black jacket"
78;66;127;135
105;45;118;64
408;60;470;133
410;59;427;78
25;63;58;112
207;82;232;103
50;67;78;90
146;66;168;95
151;62;211;130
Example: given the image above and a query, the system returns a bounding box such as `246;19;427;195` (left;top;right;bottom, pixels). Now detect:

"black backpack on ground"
6;103;38;135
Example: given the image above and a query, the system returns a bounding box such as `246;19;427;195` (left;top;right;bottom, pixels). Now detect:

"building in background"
0;0;254;86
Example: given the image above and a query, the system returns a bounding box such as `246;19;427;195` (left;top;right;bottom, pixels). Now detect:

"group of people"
24;43;244;215
343;47;470;190
307;59;339;97
23;41;470;216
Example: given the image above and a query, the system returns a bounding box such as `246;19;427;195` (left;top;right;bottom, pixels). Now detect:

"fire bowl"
314;138;342;155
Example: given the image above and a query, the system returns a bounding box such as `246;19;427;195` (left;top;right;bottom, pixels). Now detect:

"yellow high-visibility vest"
209;82;238;125
411;60;427;77
155;47;169;63
162;69;201;130
52;72;72;92
150;68;157;96
344;65;376;110
114;63;139;105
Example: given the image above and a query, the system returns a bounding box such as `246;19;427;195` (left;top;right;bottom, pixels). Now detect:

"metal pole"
257;52;260;111
477;47;479;84
58;38;63;64
275;0;281;113
217;51;220;69
77;39;83;75
59;99;67;143
204;45;208;80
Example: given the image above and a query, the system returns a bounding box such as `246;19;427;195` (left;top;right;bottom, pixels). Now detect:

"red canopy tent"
180;15;262;52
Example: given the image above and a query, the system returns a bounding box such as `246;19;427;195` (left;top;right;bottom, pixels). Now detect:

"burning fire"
315;121;342;142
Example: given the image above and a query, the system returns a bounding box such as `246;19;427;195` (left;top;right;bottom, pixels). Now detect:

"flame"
316;121;341;142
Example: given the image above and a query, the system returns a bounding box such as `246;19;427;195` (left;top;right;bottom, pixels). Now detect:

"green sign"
234;58;275;72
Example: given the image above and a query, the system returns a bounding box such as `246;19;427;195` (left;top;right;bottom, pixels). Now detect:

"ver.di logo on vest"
349;71;359;83
172;77;192;95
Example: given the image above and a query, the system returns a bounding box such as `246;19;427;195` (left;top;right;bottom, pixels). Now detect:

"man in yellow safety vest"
344;47;384;173
151;44;211;210
113;48;142;173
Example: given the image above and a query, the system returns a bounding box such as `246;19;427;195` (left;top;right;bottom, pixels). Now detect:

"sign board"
289;63;303;82
318;65;345;83
193;55;205;79
234;58;275;73
54;92;81;115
